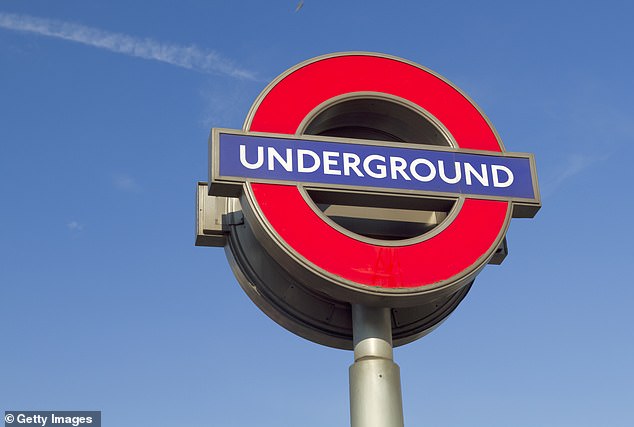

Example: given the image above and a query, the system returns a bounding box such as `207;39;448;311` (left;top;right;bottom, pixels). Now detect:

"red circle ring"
244;53;511;292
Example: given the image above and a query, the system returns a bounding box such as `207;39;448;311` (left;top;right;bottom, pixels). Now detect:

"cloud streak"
67;220;84;232
112;173;141;193
541;153;606;196
0;12;257;80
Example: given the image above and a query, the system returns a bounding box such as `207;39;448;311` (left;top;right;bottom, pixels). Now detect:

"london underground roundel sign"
201;52;540;348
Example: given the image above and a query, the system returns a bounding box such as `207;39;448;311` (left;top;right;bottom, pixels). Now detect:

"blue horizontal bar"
216;131;536;200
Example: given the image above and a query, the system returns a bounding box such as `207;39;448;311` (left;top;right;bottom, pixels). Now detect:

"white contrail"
0;12;257;80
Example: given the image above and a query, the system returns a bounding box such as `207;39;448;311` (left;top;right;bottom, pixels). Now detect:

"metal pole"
349;305;404;427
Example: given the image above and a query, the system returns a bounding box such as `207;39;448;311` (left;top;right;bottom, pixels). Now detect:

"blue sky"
1;1;633;426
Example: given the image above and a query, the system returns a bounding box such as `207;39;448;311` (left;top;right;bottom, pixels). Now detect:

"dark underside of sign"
196;182;479;350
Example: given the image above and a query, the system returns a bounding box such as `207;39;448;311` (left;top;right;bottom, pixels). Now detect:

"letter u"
438;160;461;184
239;145;264;170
